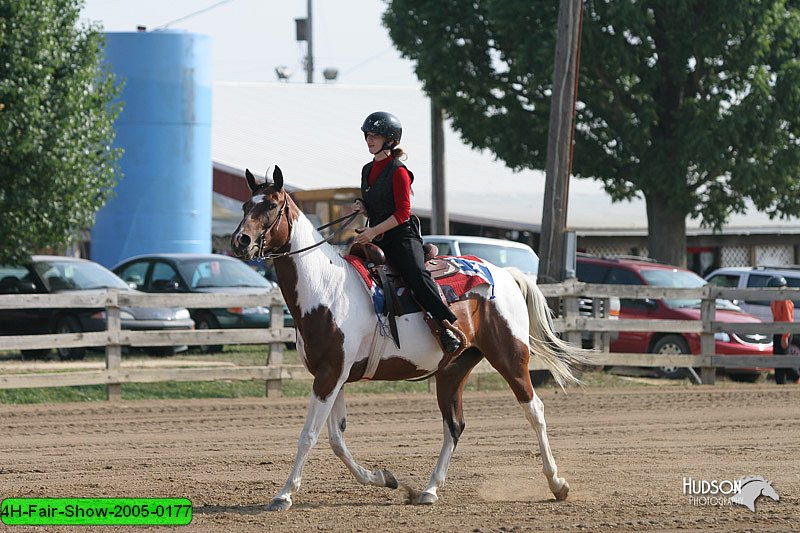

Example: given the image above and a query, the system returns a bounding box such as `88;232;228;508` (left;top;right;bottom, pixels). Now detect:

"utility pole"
538;0;583;283
431;102;448;234
306;0;313;83
296;2;314;83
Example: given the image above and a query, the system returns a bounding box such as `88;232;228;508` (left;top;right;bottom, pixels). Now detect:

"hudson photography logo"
682;476;780;511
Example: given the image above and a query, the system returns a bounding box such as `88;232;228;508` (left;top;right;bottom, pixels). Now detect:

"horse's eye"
268;202;278;210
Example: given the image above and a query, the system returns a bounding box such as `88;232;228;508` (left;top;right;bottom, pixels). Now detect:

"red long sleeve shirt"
367;156;411;224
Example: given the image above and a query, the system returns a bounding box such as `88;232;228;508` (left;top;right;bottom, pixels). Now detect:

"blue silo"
91;30;213;267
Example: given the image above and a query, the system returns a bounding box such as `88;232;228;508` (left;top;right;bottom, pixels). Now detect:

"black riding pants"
377;224;457;324
772;334;800;384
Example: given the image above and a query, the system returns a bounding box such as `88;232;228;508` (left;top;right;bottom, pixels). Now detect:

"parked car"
0;256;194;360
422;235;540;280
113;253;293;353
705;266;800;322
576;254;772;381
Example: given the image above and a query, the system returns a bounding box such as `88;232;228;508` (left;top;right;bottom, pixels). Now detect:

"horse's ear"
273;165;284;191
245;169;258;193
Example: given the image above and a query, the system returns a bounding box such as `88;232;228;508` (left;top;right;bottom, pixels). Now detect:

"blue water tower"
91;30;213;267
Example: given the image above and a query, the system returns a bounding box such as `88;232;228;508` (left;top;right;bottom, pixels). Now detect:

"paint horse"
230;166;586;511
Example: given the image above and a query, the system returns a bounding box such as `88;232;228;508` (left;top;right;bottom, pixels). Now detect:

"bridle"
253;194;359;261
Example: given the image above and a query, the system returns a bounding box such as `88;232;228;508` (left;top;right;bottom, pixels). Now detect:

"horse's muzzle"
230;232;253;258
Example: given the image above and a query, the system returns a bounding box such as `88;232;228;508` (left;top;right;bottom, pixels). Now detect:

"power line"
156;0;235;29
339;46;394;77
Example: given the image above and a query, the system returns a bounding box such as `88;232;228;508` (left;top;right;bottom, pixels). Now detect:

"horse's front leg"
267;383;342;511
327;389;399;490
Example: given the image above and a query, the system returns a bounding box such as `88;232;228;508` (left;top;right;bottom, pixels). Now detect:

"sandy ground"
1;384;799;532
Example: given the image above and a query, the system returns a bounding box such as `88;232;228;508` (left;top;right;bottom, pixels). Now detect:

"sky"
80;0;420;86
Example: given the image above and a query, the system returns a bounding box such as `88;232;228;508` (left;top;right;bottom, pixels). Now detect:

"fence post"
699;286;716;385
266;298;285;398
105;289;122;400
563;279;582;347
592;297;610;352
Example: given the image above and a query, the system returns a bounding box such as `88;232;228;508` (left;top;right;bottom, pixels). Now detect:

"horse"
730;476;780;512
230;165;587;511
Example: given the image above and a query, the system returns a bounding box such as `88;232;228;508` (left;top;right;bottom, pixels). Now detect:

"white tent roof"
212;82;800;236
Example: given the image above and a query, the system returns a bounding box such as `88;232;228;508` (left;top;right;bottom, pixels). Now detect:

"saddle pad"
343;255;494;317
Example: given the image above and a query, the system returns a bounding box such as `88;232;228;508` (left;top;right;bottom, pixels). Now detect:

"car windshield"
34;260;130;291
458;243;539;274
640;268;738;310
175;258;274;289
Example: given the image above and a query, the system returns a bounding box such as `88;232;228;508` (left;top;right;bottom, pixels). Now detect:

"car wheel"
194;312;223;354
21;349;51;359
651;335;689;379
727;371;762;383
55;316;86;360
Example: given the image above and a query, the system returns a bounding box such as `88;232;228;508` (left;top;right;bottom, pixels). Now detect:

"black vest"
360;158;415;227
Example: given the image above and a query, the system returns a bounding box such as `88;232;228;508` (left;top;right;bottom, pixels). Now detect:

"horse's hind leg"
521;391;569;500
417;348;483;505
486;340;569;501
327;389;399;490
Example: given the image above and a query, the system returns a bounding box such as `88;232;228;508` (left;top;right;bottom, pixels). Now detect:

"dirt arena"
2;383;799;532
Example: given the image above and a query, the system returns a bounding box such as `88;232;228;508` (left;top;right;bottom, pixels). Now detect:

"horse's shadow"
195;500;396;516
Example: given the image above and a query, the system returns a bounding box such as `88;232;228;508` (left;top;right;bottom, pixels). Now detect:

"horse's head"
761;480;780;502
230;166;291;260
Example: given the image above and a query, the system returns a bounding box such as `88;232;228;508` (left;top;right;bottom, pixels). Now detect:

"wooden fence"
2;283;800;399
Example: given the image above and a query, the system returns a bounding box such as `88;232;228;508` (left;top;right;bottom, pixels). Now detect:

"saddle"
347;242;467;360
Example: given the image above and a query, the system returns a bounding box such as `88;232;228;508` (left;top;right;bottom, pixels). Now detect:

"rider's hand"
353;227;376;244
352;199;367;215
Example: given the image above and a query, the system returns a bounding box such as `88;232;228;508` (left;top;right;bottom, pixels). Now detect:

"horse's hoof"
553;479;570;501
382;469;398;490
416;492;438;505
266;498;292;512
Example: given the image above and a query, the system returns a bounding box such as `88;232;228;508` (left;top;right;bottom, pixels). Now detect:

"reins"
257;202;360;261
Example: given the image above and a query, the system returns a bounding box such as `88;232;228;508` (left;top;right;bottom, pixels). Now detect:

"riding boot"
438;319;464;354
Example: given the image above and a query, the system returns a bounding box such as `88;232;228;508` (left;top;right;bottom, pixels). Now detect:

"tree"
384;0;800;266
0;0;121;263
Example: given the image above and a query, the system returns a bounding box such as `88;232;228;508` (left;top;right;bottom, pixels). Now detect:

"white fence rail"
2;283;800;398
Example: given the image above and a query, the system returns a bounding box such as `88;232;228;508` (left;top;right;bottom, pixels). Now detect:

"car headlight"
90;310;135;320
175;309;191;320
714;332;731;343
227;306;270;315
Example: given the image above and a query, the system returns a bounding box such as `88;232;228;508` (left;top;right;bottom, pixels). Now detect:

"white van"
422;235;539;280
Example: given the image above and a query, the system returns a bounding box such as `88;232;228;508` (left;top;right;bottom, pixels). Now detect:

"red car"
576;255;772;381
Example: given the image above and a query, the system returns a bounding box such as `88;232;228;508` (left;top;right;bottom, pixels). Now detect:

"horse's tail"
506;268;592;388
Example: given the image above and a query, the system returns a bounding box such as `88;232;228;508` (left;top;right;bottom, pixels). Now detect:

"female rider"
351;111;462;354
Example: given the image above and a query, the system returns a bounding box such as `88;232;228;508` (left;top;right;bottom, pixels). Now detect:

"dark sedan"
0;256;195;359
113;253;293;353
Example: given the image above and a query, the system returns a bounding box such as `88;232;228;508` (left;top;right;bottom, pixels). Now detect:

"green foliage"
0;0;121;263
385;0;800;260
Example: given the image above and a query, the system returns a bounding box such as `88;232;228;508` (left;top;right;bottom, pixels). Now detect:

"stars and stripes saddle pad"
343;254;495;317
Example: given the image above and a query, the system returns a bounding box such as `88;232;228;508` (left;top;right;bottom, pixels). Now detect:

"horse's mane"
738;475;767;487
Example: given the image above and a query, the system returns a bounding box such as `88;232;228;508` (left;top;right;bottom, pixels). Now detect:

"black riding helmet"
767;275;788;288
361;112;402;150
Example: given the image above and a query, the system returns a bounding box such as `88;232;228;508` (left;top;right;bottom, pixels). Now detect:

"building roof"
212;82;800;236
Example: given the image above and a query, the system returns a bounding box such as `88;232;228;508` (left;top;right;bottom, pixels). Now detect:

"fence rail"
2;283;800;398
